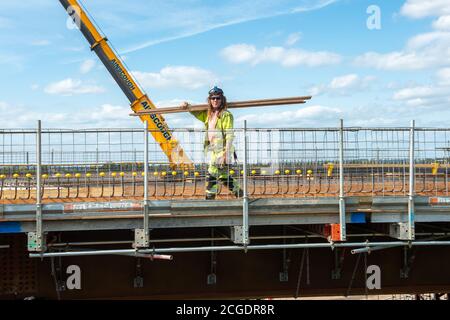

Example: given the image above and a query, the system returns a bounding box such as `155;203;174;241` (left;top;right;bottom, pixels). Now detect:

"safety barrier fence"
2;120;450;249
1;122;449;201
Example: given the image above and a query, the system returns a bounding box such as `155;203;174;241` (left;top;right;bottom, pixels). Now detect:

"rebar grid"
1;126;450;201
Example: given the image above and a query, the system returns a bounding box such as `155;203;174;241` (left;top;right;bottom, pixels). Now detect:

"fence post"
28;120;45;252
408;120;416;240
135;121;150;248
339;119;347;241
242;120;249;246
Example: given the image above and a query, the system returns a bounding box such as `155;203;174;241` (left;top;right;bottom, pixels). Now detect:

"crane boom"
59;0;192;167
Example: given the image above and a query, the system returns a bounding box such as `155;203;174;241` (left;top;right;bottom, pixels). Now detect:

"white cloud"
0;102;137;129
355;3;450;71
89;104;131;122
406;31;450;49
354;51;438;70
221;44;341;67
236;105;342;127
433;15;450;30
44;78;105;96
385;67;450;109
401;0;450;19
309;74;375;96
393;86;447;101
437;67;450;86
392;68;450;104
31;84;39;91
31;39;50;46
330;74;359;89
391;81;450;109
132;66;217;90
285;32;302;46
119;0;339;54
221;44;257;64
354;28;450;70
80;59;96;74
0;101;9;111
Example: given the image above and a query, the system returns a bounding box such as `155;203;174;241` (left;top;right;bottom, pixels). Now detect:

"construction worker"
182;86;243;200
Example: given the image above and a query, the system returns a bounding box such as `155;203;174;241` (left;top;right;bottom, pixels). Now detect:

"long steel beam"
29;240;450;258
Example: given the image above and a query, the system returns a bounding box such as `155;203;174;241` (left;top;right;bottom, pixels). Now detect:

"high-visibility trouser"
205;151;240;196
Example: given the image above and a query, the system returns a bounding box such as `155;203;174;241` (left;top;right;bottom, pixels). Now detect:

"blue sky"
1;0;450;129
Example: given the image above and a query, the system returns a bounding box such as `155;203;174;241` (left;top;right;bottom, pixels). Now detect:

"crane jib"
148;113;172;141
139;100;172;140
107;59;172;141
108;58;172;141
110;59;136;91
59;0;187;160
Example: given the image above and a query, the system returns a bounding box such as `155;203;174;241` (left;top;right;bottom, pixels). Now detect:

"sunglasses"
210;96;222;101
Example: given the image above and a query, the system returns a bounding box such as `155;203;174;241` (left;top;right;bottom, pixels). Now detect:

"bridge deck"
1;196;450;233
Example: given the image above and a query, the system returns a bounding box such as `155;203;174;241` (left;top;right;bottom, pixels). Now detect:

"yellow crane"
59;1;311;169
59;0;192;167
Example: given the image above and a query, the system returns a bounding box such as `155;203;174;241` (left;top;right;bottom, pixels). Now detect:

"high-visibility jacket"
190;109;235;156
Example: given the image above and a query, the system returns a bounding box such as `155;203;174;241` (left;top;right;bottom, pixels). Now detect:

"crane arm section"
59;0;192;167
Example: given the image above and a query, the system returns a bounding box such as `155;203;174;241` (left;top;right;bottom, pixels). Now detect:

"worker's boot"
233;189;244;198
220;177;243;198
205;173;218;200
205;192;216;200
